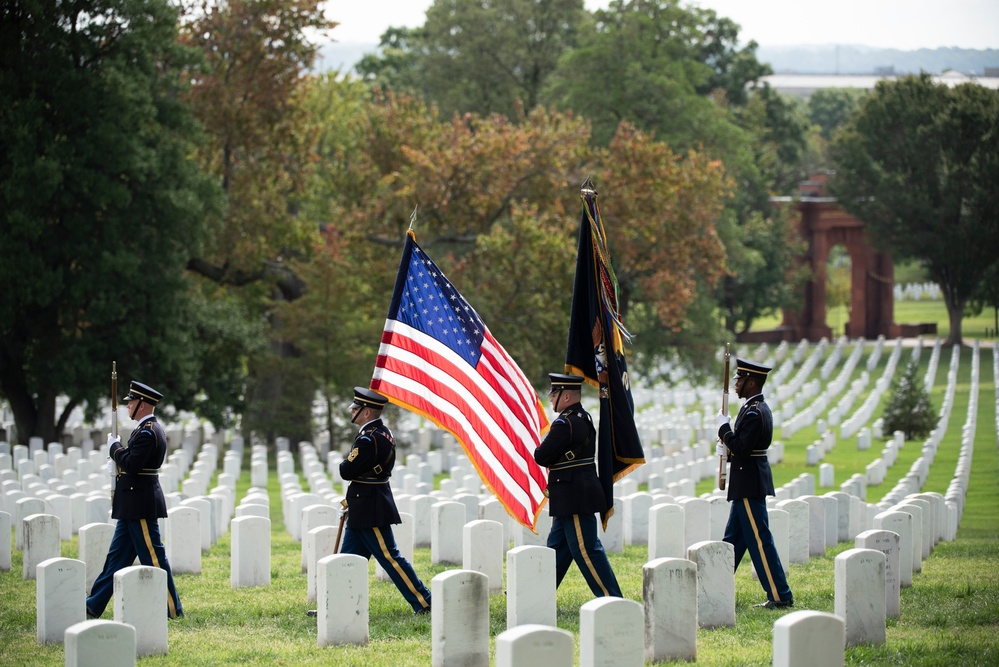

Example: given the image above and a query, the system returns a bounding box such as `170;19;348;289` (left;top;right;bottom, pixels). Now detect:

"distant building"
762;70;999;97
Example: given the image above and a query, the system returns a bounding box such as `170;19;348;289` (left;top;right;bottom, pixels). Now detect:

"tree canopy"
831;74;999;345
0;0;236;442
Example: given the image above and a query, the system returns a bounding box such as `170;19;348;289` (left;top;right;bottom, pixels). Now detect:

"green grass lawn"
1;342;997;665
751;298;999;343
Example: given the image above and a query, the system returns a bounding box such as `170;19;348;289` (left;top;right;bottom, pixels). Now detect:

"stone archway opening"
739;174;914;344
825;245;852;336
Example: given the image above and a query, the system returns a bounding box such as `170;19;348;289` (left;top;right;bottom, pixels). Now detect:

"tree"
716;85;812;336
592;124;729;368
543;0;757;151
296;84;592;387
808;88;867;140
966;260;999;337
296;79;733;389
831;74;999;345
0;0;232;443
179;0;336;445
357;0;587;120
881;359;934;440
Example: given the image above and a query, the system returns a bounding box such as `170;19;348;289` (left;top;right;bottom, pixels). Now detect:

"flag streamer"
565;189;646;529
372;231;550;531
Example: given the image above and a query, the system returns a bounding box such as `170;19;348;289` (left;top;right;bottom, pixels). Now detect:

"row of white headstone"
0;342;977;656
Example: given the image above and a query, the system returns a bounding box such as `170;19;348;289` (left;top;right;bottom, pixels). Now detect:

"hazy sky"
324;0;999;50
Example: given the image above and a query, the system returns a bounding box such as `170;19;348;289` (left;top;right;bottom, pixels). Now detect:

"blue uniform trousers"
340;525;431;613
724;497;793;604
548;513;621;597
86;517;183;618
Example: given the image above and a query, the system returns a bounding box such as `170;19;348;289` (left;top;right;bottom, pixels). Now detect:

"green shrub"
882;359;935;439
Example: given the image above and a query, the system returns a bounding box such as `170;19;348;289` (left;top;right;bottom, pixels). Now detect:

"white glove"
715;442;728;458
106;457;116;476
338;507;347;520
106;433;120;449
715;411;731;429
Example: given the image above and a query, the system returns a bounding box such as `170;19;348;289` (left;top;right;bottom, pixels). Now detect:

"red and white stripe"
372;319;549;531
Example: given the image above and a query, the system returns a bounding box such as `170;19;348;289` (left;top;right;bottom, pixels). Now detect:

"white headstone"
231;515;271;588
892;502;923;574
306;525;337;603
643;557;697;662
773;610;845;667
114;565;168;656
622;492;653;545
687;540;735;628
678;497;710;549
22;512;60;580
85;495;112;526
495;624;573;667
166;506;201;575
431;500;464;565
648;503;685;560
179;497;213;553
824;491;851;542
78;522;113;594
408;494;436;548
801;495;828;557
0;510;10;571
775;499;809;564
506;545;556;629
707;495;729;541
15;495;45;550
834;548;886;647
317;553;368;646
431;570;490;667
462;520;505;592
36;557;85;644
579;596;644;667
856;529;901;619
300;503;337;572
874;511;913;588
64;620;136;667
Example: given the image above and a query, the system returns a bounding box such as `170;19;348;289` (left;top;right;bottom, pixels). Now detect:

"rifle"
718;344;730;491
334;498;348;553
110;361;118;498
111;361;118;440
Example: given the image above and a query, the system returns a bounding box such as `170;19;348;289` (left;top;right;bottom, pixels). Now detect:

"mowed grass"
751;298;999;343
1;343;997;665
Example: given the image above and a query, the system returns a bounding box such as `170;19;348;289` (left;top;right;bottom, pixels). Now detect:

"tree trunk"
944;295;965;347
7;391;58;446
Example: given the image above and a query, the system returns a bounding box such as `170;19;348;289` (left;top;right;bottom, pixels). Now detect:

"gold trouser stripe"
573;515;609;597
373;526;428;609
140;519;178;619
742;499;783;603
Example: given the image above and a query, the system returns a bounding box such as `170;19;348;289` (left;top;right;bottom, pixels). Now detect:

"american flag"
371;232;549;531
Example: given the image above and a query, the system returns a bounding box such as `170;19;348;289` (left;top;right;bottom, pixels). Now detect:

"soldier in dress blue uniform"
716;359;794;609
339;387;432;615
87;381;183;619
534;373;622;598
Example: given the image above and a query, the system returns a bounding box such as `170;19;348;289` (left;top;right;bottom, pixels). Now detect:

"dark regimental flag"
371;231;550;531
565;187;645;529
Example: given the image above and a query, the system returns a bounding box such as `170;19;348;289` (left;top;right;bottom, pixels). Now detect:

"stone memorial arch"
747;175;920;343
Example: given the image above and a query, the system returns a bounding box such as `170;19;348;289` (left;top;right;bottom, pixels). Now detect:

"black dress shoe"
86;608;98;620
414;606;431;616
755;599;794;609
306;610;317;617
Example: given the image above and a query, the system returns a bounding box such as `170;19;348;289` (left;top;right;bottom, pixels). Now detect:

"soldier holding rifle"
715;359;794;610
87;378;183;619
333;386;432;615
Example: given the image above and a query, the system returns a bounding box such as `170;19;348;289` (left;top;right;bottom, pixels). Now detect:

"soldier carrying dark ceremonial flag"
564;181;645;530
